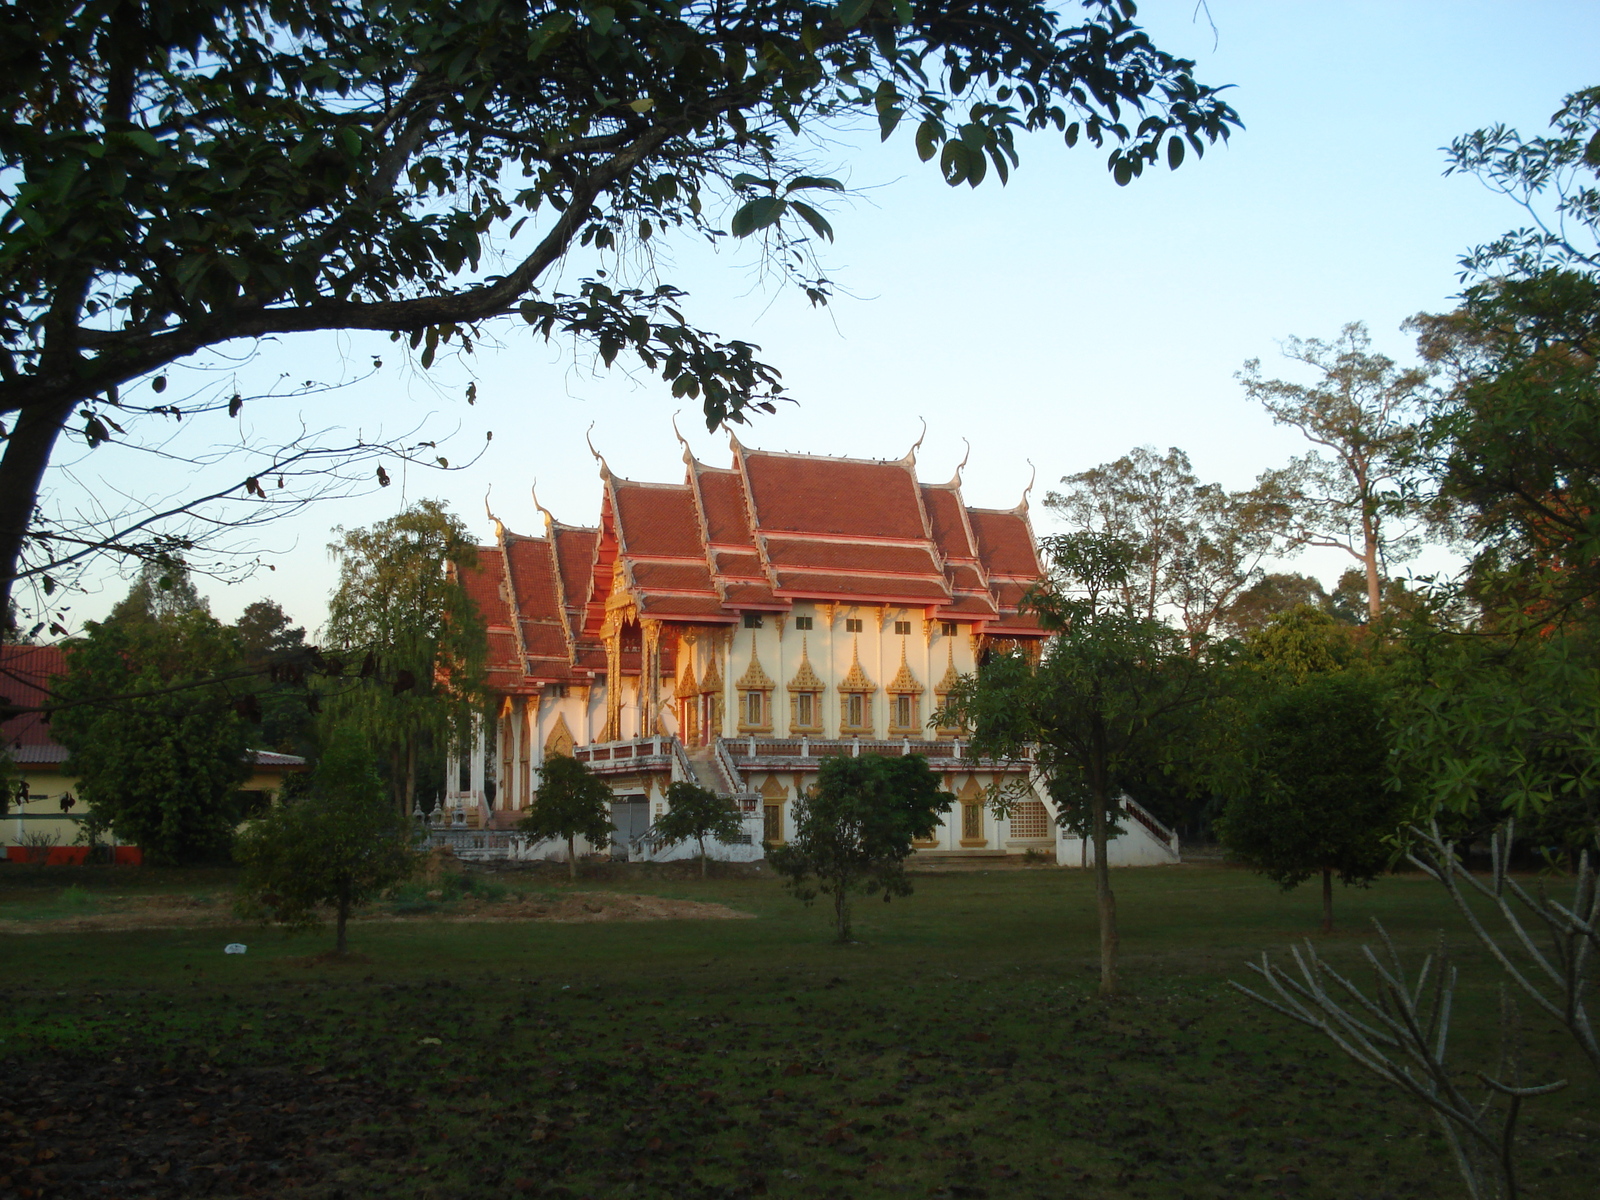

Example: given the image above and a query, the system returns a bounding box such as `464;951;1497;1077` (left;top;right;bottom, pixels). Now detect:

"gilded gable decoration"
836;638;877;695
699;648;724;693
836;636;876;737
544;712;576;760
675;659;698;699
736;643;775;733
886;643;924;695
933;642;963;738
786;637;824;734
886;641;924;737
736;645;775;692
787;639;824;693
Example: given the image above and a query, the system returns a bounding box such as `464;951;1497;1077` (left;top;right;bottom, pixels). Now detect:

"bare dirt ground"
0;889;752;934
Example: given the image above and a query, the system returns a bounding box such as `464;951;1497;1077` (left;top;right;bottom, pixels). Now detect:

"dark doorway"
610;796;650;860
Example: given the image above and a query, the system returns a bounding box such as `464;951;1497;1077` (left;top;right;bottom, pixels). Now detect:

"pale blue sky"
47;1;1600;635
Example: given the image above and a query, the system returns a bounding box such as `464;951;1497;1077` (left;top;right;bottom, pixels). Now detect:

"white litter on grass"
224;943;247;954
418;1037;443;1045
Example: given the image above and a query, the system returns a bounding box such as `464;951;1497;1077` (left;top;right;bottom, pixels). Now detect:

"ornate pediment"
837;637;876;694
787;637;823;693
737;644;775;691
887;642;923;695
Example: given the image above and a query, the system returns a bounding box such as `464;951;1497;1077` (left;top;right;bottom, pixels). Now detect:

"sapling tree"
234;731;419;955
942;531;1208;995
1216;666;1406;932
767;753;950;943
520;753;614;881
652;780;744;877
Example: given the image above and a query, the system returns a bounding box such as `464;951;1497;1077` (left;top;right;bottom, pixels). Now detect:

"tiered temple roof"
462;438;1044;687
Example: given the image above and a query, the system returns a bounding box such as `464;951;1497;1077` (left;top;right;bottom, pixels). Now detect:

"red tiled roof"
463;443;1045;695
968;508;1042;579
740;449;929;540
0;644;66;747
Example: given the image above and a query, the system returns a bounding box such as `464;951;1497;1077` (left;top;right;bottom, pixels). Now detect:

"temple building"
446;434;1178;866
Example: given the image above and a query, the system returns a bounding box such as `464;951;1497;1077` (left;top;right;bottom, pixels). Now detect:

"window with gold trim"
763;802;784;845
961;800;984;844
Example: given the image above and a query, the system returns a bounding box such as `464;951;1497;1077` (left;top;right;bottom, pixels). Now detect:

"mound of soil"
0;890;750;934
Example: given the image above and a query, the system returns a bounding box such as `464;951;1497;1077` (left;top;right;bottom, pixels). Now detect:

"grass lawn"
0;859;1594;1199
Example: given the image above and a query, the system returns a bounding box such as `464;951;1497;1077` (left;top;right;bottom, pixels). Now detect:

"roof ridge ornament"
905;417;927;464
1018;458;1036;512
530;478;555;532
484;488;505;540
948;437;971;488
671;410;696;466
585;422;611;477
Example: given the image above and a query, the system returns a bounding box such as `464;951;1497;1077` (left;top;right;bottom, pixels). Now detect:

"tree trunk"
833;882;851;943
1321;866;1334;934
1092;783;1119;997
404;734;417;817
335;885;351;955
698;834;707;878
0;398;75;618
567;833;577;881
1360;506;1382;622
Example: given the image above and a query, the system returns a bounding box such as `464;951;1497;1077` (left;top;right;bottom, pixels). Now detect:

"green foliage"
519;754;614;878
1394;628;1600;844
653;781;744;875
53;606;250;865
1216;670;1406;923
234;730;419;952
322;500;487;812
105;559;209;626
0;0;1241;568
1242;604;1354;680
767;753;951;942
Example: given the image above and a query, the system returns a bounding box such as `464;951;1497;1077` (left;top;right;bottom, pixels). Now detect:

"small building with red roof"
1;644;308;864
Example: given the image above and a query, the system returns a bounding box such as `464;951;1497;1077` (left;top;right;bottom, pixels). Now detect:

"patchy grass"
0;861;1594;1199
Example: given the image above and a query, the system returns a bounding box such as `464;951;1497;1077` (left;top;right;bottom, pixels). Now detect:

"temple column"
642;619;663;736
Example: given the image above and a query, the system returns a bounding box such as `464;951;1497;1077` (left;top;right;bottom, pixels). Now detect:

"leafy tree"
520;753;615;880
0;0;1239;619
942;531;1208;994
1240;323;1430;622
1216;656;1405;932
106;559;209;625
652;780;744;877
1220;571;1330;637
234;730;419;954
323;500;487;814
53;605;250;864
1045;445;1291;647
233;599;317;758
767;753;950;943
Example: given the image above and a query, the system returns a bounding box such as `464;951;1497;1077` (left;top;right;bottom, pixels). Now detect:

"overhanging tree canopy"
0;0;1239;615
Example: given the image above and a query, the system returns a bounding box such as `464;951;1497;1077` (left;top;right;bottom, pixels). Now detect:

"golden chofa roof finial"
585;422;611;477
671;410;695;466
530;478;555;531
483;488;505;540
947;437;971;488
1018;458;1037;512
905;416;927;465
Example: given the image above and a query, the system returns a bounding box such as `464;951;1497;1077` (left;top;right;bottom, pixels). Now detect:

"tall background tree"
322;499;487;814
0;0;1239;622
1045;446;1291;648
1240;323;1430;622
